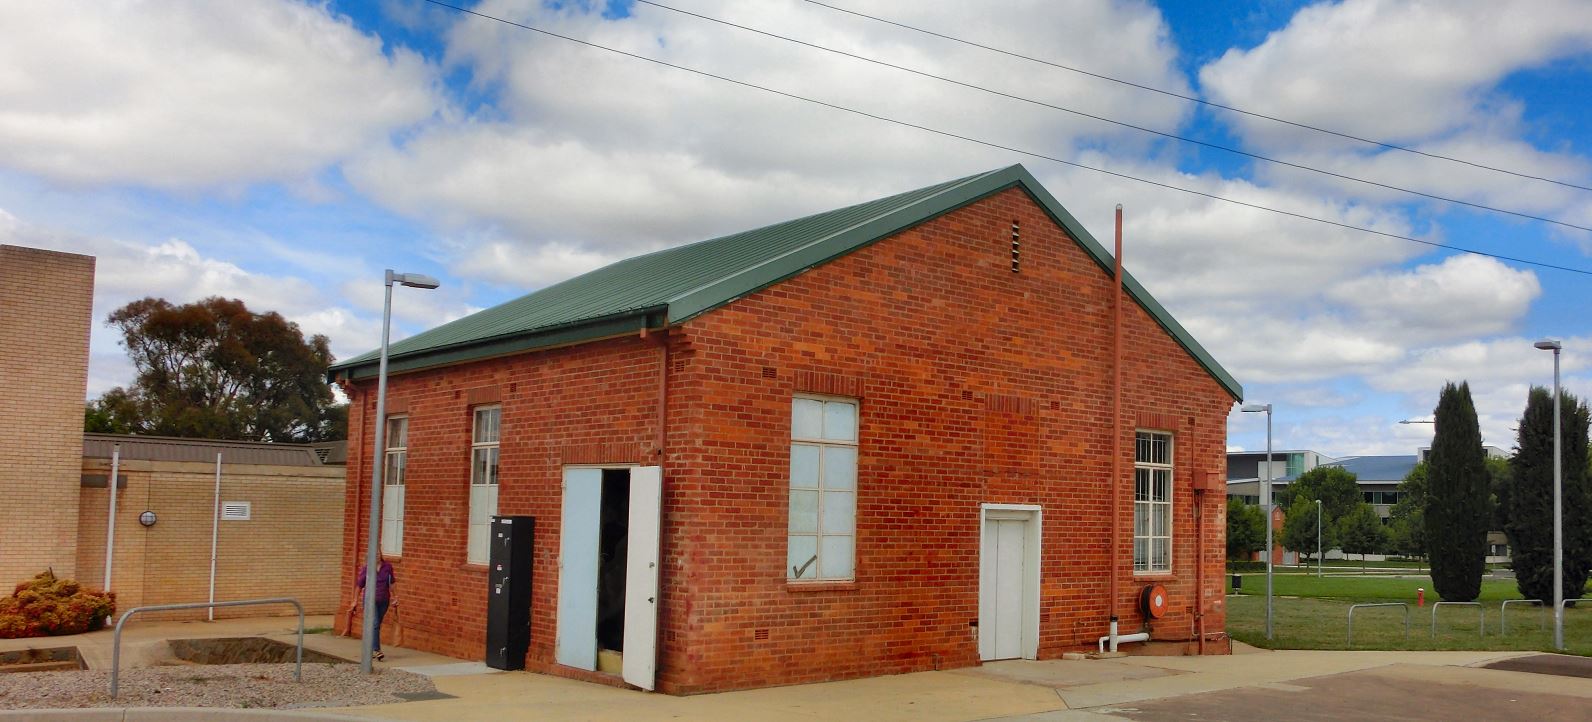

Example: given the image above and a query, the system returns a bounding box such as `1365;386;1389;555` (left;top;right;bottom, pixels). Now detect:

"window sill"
786;580;857;592
1132;572;1176;581
461;563;488;573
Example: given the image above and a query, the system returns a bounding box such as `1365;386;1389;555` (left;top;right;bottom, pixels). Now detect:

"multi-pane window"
381;417;408;556
1133;430;1173;573
467;406;501;564
788;396;858;581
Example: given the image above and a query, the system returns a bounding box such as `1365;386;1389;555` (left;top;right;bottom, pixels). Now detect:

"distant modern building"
1227;446;1512;561
1225;449;1336;505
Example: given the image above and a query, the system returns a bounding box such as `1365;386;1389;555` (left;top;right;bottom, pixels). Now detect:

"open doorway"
556;465;662;690
596;469;630;656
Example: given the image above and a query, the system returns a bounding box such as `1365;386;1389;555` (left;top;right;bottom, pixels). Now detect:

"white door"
979;507;1038;661
622;466;663;690
556;468;602;671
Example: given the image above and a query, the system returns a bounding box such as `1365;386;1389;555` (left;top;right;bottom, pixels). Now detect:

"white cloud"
450;239;618;288
1199;0;1592;149
0;0;439;189
1325;255;1540;343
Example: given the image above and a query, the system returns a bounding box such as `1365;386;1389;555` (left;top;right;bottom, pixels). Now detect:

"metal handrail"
1499;599;1544;635
1430;601;1484;639
1347;602;1409;648
110;597;303;699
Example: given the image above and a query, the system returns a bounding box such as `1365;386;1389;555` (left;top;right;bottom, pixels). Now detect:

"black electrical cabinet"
486;515;534;670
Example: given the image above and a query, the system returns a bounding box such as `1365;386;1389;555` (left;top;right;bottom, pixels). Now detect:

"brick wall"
77;458;346;620
0;245;95;585
336;187;1234;694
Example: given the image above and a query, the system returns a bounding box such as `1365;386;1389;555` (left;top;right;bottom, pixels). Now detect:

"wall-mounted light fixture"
138;511;157;527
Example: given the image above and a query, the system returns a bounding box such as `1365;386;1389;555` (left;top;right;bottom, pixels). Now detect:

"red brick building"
330;165;1243;694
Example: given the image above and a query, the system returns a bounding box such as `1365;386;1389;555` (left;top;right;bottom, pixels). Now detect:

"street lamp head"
1240;403;1270;413
1535;339;1562;351
395;272;440;290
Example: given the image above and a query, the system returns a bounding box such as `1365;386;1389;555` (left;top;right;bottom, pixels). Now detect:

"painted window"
382;416;408;556
467;406;501;564
788;396;858;581
1133;430;1173;573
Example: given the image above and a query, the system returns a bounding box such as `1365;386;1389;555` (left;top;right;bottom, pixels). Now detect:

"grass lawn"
1225;572;1592;655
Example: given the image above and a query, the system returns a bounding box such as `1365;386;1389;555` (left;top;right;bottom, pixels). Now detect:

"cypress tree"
1508;387;1592;603
1426;382;1489;601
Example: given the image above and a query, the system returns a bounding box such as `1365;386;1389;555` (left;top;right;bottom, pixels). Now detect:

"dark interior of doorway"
596;468;630;654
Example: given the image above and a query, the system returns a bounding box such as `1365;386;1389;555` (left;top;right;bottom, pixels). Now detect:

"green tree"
1507;387;1592;603
1426;382;1490;601
87;297;344;442
1226;498;1265;560
1281;496;1325;563
1280;466;1361;528
1486;456;1512;532
1337;503;1388;571
1388;462;1428;558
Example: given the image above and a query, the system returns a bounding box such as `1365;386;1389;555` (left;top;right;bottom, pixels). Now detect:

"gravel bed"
0;662;436;710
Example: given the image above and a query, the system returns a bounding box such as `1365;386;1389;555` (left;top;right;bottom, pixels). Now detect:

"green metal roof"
331;164;1242;399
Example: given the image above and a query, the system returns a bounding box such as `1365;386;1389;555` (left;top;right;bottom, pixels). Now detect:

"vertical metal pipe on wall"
208;452;222;621
103;444;121;591
1108;205;1124;642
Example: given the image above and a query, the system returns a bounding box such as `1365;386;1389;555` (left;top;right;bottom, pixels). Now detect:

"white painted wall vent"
221;502;252;521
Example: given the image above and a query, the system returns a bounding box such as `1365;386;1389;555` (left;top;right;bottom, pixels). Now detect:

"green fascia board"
338;309;663;381
330;163;1242;400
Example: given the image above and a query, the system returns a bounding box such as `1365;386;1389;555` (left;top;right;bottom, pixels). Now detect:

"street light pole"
1241;403;1274;640
1316;499;1322;579
361;270;439;674
1535;339;1563;651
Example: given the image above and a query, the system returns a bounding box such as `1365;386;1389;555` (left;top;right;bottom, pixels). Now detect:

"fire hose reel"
1140;583;1169;619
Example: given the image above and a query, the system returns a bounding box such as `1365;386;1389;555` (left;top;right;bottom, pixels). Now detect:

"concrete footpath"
327;645;1592;722
7;624;1592;721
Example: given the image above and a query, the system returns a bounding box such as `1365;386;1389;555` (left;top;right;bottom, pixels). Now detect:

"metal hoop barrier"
1430;601;1484;639
110;597;304;699
1499;599;1544;635
1347;603;1409;648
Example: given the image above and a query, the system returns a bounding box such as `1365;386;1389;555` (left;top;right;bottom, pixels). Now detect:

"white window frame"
381;416;408;557
467;405;501;565
1133;430;1173;574
788;395;859;582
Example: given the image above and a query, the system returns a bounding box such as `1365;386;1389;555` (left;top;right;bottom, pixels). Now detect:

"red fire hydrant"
1417;587;1425;607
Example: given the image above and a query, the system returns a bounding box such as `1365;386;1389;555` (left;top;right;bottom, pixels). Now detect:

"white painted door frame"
978;503;1041;661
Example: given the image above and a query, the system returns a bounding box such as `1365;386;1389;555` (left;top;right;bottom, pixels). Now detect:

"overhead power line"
802;0;1592;195
418;0;1592;277
636;0;1592;235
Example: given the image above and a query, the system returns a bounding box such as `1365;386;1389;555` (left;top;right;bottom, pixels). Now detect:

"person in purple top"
354;559;396;660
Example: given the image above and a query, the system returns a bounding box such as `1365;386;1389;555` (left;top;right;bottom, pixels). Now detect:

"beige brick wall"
78;458;346;620
0;245;95;585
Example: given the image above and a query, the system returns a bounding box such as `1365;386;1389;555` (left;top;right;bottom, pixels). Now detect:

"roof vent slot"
1010;221;1021;272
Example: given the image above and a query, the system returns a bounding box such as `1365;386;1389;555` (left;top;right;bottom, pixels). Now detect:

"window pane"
821;491;854;534
1134;503;1149;536
1133;537;1148;571
1153;435;1169;465
1154;469;1171;502
822;447;856;491
792;398;823;439
787;535;818;579
1135;468;1150;501
488;447;499;485
820;535;854;579
387;418;407;448
790;444;820;489
788;490;818;533
474;407;500;444
1153;538;1170;571
1135;432;1151;462
1154;503;1171;537
385;452;406;486
822;401;856;442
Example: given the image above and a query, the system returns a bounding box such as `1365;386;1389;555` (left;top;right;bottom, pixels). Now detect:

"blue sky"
3;0;1590;458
